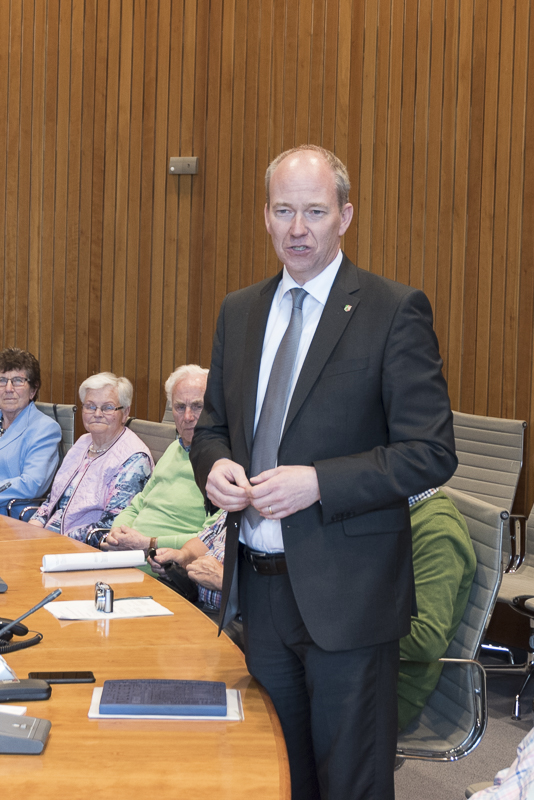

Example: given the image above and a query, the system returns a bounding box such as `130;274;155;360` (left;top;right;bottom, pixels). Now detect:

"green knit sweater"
113;439;220;554
398;490;476;730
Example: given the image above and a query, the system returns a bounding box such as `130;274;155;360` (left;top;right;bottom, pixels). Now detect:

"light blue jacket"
0;401;62;512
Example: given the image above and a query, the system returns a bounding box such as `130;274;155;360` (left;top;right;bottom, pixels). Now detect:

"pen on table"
114;596;153;602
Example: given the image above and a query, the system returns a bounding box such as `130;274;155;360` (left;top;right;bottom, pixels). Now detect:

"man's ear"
338;203;354;237
264;203;272;235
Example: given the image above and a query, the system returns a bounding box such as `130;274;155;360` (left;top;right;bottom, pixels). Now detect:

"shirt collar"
179;436;191;453
277;250;343;308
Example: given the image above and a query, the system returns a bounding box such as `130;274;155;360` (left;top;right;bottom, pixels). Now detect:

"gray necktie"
244;287;308;529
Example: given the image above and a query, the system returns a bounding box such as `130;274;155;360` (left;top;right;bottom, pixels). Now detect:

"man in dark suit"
190;145;457;799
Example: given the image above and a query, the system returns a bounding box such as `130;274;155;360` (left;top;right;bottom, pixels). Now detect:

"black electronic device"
163;563;199;603
0;577;7;593
0;711;51;753
0;589;61;655
0;680;51;702
0;617;40;655
28;671;95;684
0;619;29;639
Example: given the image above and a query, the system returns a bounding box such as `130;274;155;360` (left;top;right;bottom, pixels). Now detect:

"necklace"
88;429;123;455
88;443;111;454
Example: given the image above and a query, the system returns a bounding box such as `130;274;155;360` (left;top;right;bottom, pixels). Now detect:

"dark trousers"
239;553;399;800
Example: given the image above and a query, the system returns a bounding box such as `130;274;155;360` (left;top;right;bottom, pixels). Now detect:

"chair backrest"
445;410;526;512
443;488;507;659
161;400;175;425
397;487;507;761
125;418;176;463
35;401;77;463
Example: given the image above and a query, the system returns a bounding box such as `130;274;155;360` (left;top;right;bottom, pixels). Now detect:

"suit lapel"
0;405;30;453
240;272;283;459
283;257;361;436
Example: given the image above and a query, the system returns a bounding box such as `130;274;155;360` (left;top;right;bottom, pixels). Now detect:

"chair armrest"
509;595;534;619
5;497;45;521
507;515;528;572
18;504;44;521
397;657;487;762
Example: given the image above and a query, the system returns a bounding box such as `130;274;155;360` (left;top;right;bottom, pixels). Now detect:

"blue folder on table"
99;679;227;716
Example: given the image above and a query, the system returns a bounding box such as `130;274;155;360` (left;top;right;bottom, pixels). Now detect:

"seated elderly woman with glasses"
28;372;153;548
0;348;62;515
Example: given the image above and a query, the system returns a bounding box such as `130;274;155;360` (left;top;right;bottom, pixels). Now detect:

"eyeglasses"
0;377;30;388
82;403;124;415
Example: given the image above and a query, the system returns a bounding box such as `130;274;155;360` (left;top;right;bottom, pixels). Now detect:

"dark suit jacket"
191;256;457;651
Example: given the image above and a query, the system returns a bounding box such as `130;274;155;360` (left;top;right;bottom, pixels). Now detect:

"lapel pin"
344;305;352;312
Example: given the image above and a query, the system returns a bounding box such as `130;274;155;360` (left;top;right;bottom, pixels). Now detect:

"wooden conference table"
0;516;290;799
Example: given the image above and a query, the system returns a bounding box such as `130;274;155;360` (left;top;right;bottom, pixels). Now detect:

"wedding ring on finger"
269;506;273;515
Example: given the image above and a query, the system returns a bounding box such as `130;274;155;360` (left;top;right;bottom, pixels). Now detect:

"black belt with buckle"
242;546;288;575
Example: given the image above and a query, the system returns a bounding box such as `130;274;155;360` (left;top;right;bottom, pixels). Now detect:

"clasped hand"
206;458;320;519
100;525;148;551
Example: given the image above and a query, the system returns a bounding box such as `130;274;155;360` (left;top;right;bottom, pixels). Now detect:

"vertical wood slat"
213;0;235;335
474;2;500;414
39;0;60;400
27;0;47;357
488;3;514;418
161;0;184;395
0;0;9;347
136;2;161;419
187;0;209;365
1;0;534;513
101;0;121;375
447;0;474;407
461;0;488;413
356;0;378;275
51;0;72;400
74;0;96;396
503;1;529;422
433;0;459;370
63;0;84;403
171;0;193;373
124;0;145;412
16;0;34;346
225;0;248;297
380;0;403;282
368;0;391;280
250;0;272;286
148;0;172;420
5;0;22;349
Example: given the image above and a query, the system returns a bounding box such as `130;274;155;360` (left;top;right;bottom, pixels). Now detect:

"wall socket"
168;157;199;175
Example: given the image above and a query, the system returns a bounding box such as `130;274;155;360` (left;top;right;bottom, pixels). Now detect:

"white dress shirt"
240;250;343;553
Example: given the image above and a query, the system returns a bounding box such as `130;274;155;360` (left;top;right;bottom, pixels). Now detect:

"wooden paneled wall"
1;0;534;512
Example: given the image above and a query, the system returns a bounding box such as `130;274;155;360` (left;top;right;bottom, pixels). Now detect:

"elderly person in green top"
100;365;219;559
397;488;477;730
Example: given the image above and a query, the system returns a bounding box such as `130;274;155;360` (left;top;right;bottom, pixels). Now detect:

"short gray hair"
165;364;208;403
79;372;134;408
265;145;351;211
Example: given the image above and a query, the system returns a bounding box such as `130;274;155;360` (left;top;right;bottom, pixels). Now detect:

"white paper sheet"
44;598;173;620
0;706;27;716
41;551;146;572
0;656;19;682
88;687;243;721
